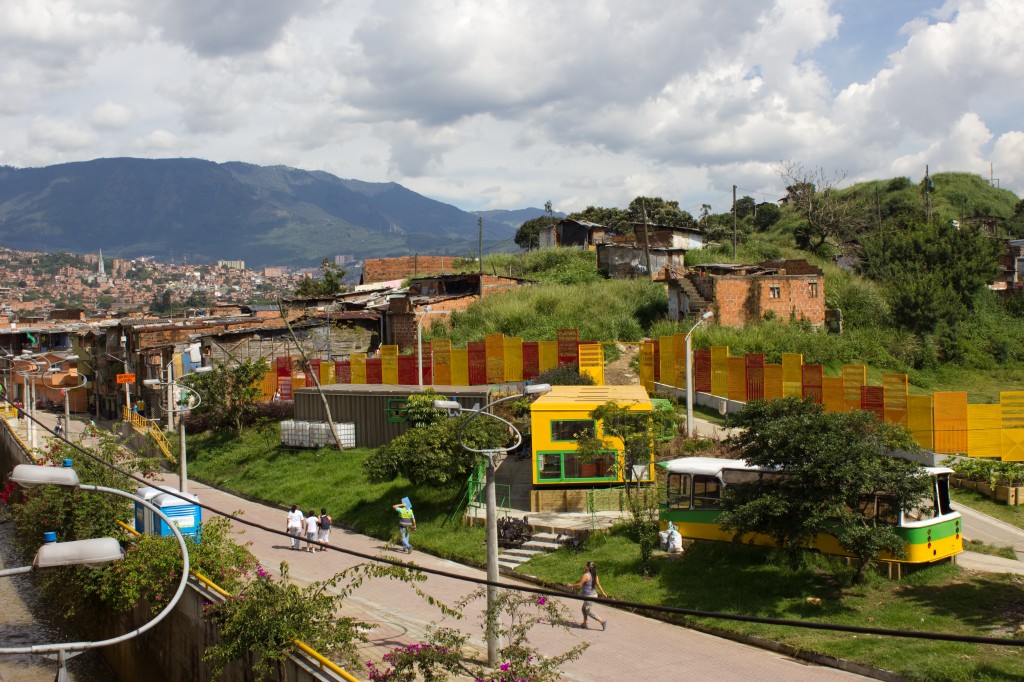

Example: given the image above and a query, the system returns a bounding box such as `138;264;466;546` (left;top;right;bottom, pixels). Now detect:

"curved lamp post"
4;461;191;682
434;382;551;666
144;366;210;494
685;310;714;438
42;369;88;441
15;353;52;450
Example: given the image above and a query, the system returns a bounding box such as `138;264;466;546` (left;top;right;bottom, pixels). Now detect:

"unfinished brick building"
361;256;462;285
667;259;825;327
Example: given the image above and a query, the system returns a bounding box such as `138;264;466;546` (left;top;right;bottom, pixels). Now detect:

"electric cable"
6;396;1024;647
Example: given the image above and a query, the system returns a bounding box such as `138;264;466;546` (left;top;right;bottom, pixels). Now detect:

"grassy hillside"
428;172;1024;402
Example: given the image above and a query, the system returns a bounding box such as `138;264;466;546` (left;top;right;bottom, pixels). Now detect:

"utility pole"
732;184;738;260
121;334;131;414
478;217;483;276
640;200;652;276
875;188;884;272
924;165;932;223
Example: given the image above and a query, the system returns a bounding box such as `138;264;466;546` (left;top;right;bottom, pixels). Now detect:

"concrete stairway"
498;532;570;570
679;274;711;315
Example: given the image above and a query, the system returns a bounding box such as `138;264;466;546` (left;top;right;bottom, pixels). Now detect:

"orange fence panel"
727;357;746;402
673;334;688;388
763;364;783;401
822;376;844;412
842;365;866;412
883;373;909;427
504;337;523;383
433;339;452;385
1001;392;1024;461
908;394;934;451
579;343;605;385
485;333;505;384
933;392;967;454
967;404;1002;459
659;337;674;387
639;342;655;394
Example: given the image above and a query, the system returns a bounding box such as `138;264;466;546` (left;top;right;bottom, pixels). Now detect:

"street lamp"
15;353;51;449
434;382;551;666
3;461;190;682
685;310;714;438
42;369;87;441
144;365;211;494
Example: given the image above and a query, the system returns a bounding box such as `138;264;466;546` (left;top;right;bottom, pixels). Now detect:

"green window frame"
550;419;595;442
386;398;407;423
536;450;616;483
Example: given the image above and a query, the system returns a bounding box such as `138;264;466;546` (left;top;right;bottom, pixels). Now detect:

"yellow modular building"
530;385;653;486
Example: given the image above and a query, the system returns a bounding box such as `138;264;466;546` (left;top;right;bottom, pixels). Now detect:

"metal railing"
122;406;175;463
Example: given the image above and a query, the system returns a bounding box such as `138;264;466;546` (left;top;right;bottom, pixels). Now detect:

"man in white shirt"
286;504;304;550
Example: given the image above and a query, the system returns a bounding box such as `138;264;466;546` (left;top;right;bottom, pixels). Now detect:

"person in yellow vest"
392;500;416;554
137;398;146;418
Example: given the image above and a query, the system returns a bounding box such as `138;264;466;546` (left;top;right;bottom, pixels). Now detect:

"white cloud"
89;101;135;130
133;128;179;151
28;116;98;151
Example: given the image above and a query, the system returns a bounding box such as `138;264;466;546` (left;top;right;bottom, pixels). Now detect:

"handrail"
115;519;355;680
0;413;41;464
122;406;175;463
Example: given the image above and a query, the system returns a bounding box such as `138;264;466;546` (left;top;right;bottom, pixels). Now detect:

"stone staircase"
678;275;711;315
498;532;571;571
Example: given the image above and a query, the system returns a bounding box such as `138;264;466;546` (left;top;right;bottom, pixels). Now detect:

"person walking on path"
392;500;416;554
304;509;319;552
567;561;608;630
317;508;332;550
286;504;304;550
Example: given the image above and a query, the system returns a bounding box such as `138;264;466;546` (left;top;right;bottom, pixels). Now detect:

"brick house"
361;256;461;285
667;259;825;327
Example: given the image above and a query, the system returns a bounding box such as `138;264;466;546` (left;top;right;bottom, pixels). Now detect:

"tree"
752;202;781;231
626;196;696;229
182;358;271;434
515;216;551;250
294;259;346;297
776;161;870;254
185;289;210;308
150;289;174;313
720;398;930;581
734;195;755;220
574;401;673;574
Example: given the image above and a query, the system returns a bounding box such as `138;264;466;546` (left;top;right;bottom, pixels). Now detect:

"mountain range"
0;158;552;268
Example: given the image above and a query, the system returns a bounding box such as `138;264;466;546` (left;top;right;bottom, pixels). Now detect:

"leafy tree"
626;196;696;229
734;195;755;220
514;216;551;250
566;206;631;235
185;289;210;308
150;289;174;313
720;398;930;581
574;401;672;574
95;294;116;309
752;202;781;231
182;358;271;434
861;219;1001;333
294;258;346;297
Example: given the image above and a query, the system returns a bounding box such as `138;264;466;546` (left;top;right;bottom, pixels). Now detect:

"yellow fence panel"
822;377;844;413
882;373;909;427
842;365;866;412
933;392;967;454
432;339;452;385
639;342;655;394
727;357;746;401
579;344;605;385
350;353;367;385
1001;392;1024;460
711;346;729;397
380;345;399;384
763;364;783;401
260;370;277;399
659;336;674;387
908;394;934;451
292;375;306;390
504;337;523;383
673;334;688;388
485;333;505;384
781;354;803;398
967;404;1002;459
450;349;469;386
538;341;558;373
320;361;335;386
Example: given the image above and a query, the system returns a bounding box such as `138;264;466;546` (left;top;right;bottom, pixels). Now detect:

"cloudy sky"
2;0;1022;215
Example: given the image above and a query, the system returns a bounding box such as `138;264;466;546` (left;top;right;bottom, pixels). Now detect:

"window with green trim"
386;398;407;423
563;453;614;480
537;453;562;480
550;419;595;441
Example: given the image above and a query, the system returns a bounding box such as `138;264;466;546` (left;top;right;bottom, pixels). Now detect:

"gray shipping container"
293;384;494;448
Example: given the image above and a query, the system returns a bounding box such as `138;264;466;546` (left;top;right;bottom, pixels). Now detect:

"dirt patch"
605;344;639;385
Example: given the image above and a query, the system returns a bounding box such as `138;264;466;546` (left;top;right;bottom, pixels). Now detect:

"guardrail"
122;407;176;463
116;520;358;682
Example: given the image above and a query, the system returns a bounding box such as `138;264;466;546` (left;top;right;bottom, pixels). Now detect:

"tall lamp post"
15;353;51;450
42;367;87;440
434;382;551;666
4;461;190;682
685;310;714;438
144;365;211;494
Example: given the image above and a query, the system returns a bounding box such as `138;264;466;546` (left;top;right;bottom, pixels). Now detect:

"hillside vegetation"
429;171;1024;401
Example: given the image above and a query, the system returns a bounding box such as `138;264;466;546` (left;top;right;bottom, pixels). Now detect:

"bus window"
667;473;691;509
904;493;938;523
875;495;899;525
936;474;953;515
722;469;760;485
693;475;722;509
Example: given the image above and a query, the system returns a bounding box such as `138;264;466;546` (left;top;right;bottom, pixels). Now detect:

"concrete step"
502;547;545;559
530;532;565;543
522;539;563;552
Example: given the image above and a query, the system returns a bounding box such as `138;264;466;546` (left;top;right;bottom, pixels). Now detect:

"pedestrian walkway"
153;474;867;682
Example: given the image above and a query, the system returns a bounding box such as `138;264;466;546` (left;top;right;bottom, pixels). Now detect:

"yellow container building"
530;385;653;486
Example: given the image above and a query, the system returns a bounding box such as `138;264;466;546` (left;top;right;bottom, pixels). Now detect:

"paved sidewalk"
149;473;867;682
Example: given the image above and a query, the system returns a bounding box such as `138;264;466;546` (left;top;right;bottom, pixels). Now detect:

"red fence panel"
468;341;487;385
694;349;712;393
365;358;383;385
861;385;884;419
745;354;765;401
276;356;291;377
556;328;579;367
397;356;417;385
334;361;350;384
522;342;539;380
802;364;824;404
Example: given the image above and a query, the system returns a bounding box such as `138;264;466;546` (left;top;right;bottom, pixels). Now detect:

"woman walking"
567;561;608;630
317;508;332;551
286;504;304;550
304;509;319;552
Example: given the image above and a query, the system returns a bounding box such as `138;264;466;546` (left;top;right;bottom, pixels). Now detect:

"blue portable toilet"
151;491;202;540
135;485;179;535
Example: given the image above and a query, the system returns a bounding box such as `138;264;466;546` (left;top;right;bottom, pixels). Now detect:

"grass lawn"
952;488;1024;531
185;423;487;564
186;422;1024;681
523;533;1024;682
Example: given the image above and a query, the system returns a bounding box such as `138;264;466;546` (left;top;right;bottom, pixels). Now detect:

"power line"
9;400;1024;647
